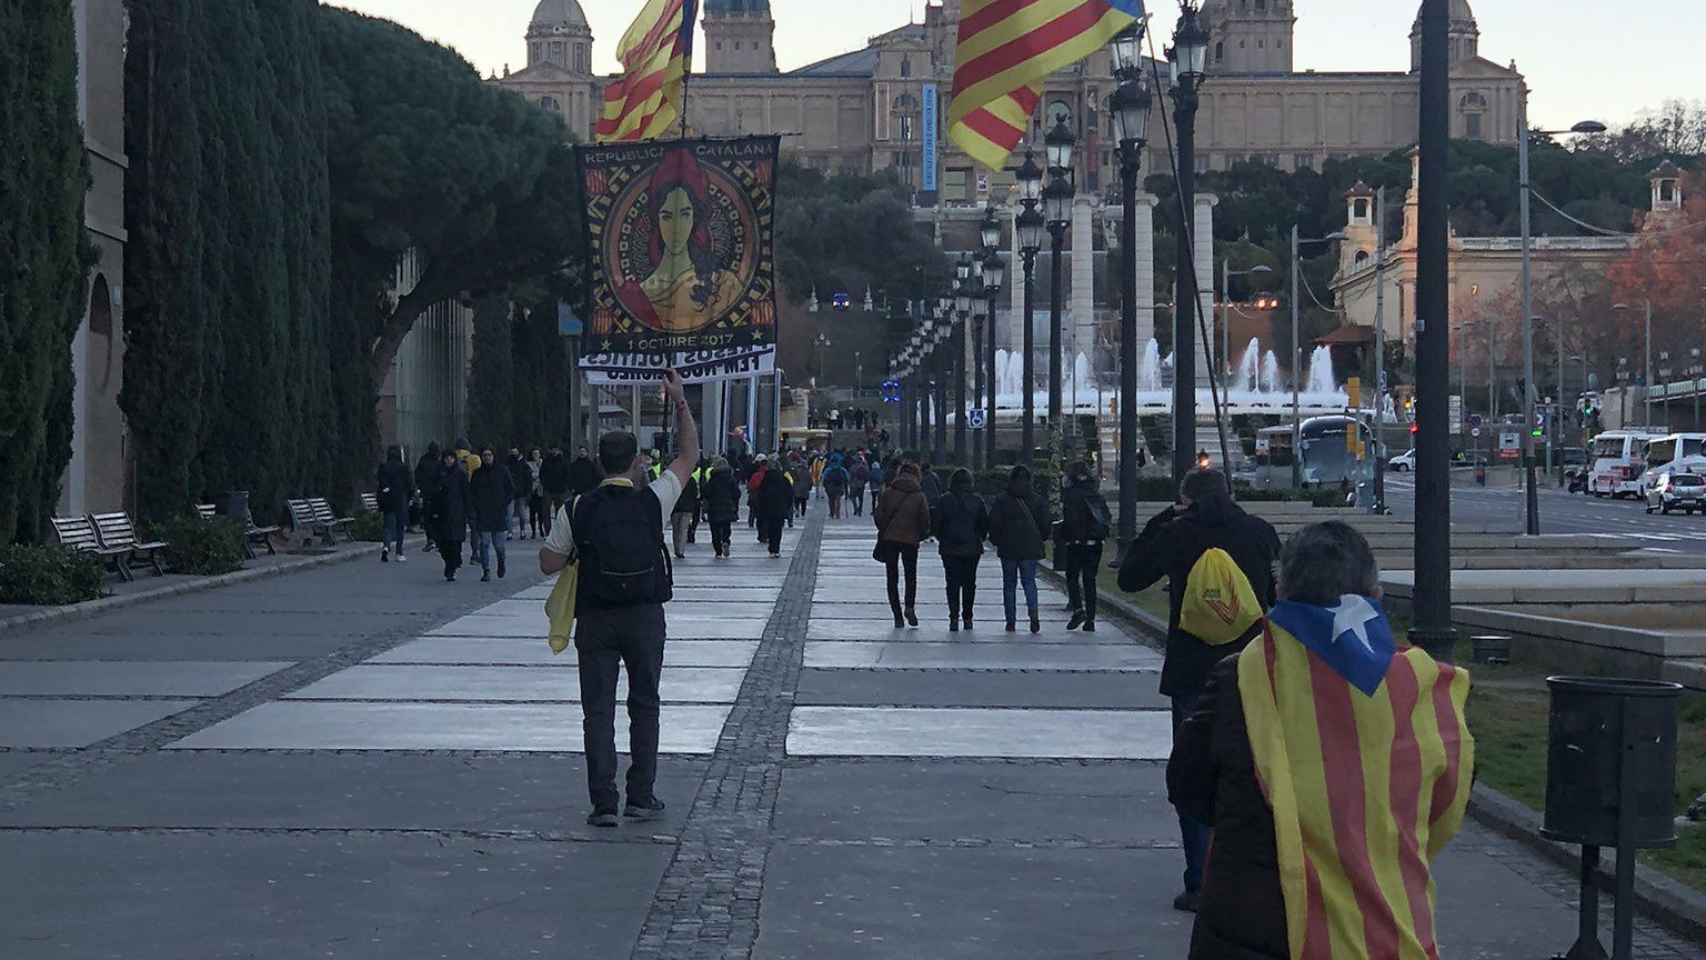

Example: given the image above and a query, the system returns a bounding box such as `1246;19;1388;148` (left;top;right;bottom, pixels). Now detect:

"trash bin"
1469;634;1511;665
1541;676;1681;849
218;490;251;525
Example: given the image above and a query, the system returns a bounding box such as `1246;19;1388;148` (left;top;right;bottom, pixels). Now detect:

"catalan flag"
1238;598;1474;960
948;0;1144;170
596;0;699;143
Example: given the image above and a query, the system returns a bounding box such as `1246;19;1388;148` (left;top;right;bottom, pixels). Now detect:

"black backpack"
573;484;672;608
1083;492;1112;541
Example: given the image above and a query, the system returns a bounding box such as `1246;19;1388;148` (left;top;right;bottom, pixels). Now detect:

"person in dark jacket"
874;461;931;628
469;448;516;581
755;455;794;558
566;447;600;501
848;456;871;516
1059;461;1111;632
822;454;850;519
986;465;1050;633
431;450;469;581
414;442;444;552
540;447;571;525
1117;466;1281;913
670;466;701;559
919;459;944;507
931;468;989;631
506;450;533;540
376;445;414;563
702;458;741;559
790;457;812;519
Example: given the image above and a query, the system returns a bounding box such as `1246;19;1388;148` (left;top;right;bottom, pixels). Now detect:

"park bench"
286;498;339;546
194;503;280;559
308;497;354;540
88;512;168;581
49;514;134;581
359;493;379;514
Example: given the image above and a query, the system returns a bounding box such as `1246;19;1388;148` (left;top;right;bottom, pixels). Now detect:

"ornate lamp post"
983;246;1006;470
954;254;974;466
1109;22;1152;545
1043;118;1076;450
935;298;951;464
1690;348;1704;430
1016;153;1045;464
1166;3;1209;483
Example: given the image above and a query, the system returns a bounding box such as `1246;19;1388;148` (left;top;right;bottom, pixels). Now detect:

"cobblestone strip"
630;510;826;960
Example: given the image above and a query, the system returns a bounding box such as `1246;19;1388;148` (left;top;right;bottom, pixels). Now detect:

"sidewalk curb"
1466;782;1706;945
0;543;372;636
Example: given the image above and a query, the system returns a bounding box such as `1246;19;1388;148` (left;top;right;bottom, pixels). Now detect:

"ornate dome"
705;0;771;13
1411;0;1477;32
529;0;588;31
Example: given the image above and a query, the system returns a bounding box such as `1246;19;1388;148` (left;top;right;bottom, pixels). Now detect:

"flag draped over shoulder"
948;0;1144;170
1238;598;1474;960
596;0;699;143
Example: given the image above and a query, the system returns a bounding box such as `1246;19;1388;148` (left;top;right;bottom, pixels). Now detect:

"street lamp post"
1519;111;1605;533
1110;23;1153;545
1016;153;1045;465
954;256;973;466
1613;301;1653;428
1691;349;1704;430
1167;4;1209;484
1617;358;1631;428
1044;120;1076;451
1289;226;1346;486
983;245;1005;471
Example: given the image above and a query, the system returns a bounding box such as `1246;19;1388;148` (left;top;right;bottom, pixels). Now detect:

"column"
1192;193;1219;383
701;380;726;457
1008;205;1023;347
1070;196;1095;412
1134;193;1159;348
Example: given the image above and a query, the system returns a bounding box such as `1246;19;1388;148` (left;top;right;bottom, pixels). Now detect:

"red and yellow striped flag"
596;0;699;143
1238;613;1474;960
948;0;1144;170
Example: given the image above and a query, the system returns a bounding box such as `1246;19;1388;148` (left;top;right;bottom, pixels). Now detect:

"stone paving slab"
0;630;372;663
0;752;708;834
369;637;759;667
168;701;733;753
0;699;201;748
285;664;747;703
774;760;1174;843
426;616;771;638
792;668;1167;709
0;753;46;781
786;707;1173;759
499;588;782;604
0;830;669;960
754;845;1195;960
804;617;1135;642
0;661;291;698
803;642;1160;671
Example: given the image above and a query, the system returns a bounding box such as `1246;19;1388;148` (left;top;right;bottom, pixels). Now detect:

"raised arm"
662;369;699;489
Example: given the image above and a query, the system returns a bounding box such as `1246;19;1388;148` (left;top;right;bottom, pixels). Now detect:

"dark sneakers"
1173;890;1201;913
586;810;619;828
624;797;667;821
1066;611;1085;631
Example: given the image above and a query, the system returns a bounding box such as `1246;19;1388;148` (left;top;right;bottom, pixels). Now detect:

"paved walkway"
0;510;1698;957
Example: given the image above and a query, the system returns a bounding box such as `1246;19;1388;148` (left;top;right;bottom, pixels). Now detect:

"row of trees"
0;2;96;543
116;2;580;527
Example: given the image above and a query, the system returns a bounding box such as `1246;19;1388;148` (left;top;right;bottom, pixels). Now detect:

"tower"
1341;181;1378;277
1202;0;1296;74
1410;0;1479;72
703;0;777;74
1646;160;1686;231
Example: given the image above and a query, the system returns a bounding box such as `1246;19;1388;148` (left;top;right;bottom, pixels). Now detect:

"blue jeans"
1000;557;1039;622
1171;692;1213;893
382;512;405;551
476;531;507;571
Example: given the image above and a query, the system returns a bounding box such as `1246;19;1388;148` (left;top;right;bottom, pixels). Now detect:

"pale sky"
332;0;1696;131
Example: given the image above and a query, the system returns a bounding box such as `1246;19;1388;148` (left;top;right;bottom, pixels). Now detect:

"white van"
1589;430;1665;498
1640;433;1706;491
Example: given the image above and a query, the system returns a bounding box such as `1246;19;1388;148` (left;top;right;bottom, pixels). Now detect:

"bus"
1588;429;1666;498
1246;416;1380;490
1639;433;1706;490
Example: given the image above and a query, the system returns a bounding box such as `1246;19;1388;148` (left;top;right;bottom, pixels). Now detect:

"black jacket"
756;466;794;520
540;452;571;499
931;470;988;558
468;462;515;532
431;465;468;541
1059;476;1110;543
919;469;944;506
566;455;600;497
703;468;741;524
1169;655;1288;960
506;456;532;500
673;472;701;516
414;450;442;503
376;459;413;515
1116;494;1281;696
987;469;1050;561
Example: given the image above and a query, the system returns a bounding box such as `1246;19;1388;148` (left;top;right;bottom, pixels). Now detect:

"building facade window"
549;41;563;64
539;96;561;113
1293;153;1314;171
900;56;911;78
1458;92;1487;141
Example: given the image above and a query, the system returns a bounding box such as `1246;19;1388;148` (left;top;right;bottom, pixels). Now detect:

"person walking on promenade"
670;464;701;559
811;454;827;502
414;442;444;554
848;455;871;516
540;370;698;828
874;460;930;629
1059;460;1112;632
507;448;533;540
567;445;600;510
1167;521;1472;958
526;448;547;539
756;454;794;558
702;457;741;559
932;467;988;631
432;449;469;581
987;464;1050;633
470;448;515;582
1119;466;1281;913
540;447;569;534
744;454;766;535
822;454;850;519
791;456;812;519
919;457;944;507
376;445;414;563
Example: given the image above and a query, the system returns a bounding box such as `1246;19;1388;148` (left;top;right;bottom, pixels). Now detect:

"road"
1382;474;1706;553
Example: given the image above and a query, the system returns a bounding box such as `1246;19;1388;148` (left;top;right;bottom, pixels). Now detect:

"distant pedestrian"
432;450;469;581
1059;460;1111;632
567;446;600;504
848;455;871;516
931;467;988;631
874;460;930;628
822;454;850;519
987;464;1050;633
507;449;532;540
539;370;698;829
919;458;944;509
756;454;794;558
526;448;547;538
376;445;414;563
541;447;570;532
702;457;741;559
792;458;812;517
413;441;443;552
470;448;515;581
670;465;700;559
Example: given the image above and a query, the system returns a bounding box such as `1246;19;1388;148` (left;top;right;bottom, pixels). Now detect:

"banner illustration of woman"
612;147;747;333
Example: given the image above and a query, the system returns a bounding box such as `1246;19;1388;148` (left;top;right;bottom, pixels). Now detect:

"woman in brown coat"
873;461;931;628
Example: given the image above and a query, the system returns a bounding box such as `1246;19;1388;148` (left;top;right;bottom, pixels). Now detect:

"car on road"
1645;472;1706;515
1639;433;1706;494
1388;449;1416;472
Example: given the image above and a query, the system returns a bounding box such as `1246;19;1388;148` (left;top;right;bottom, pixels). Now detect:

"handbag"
873;540;898;563
545;557;580;654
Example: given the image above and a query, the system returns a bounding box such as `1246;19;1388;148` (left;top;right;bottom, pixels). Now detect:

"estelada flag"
949;0;1145;170
1238;596;1474;960
596;0;699;142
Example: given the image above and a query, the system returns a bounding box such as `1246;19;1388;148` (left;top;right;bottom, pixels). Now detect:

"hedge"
0;544;105;605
